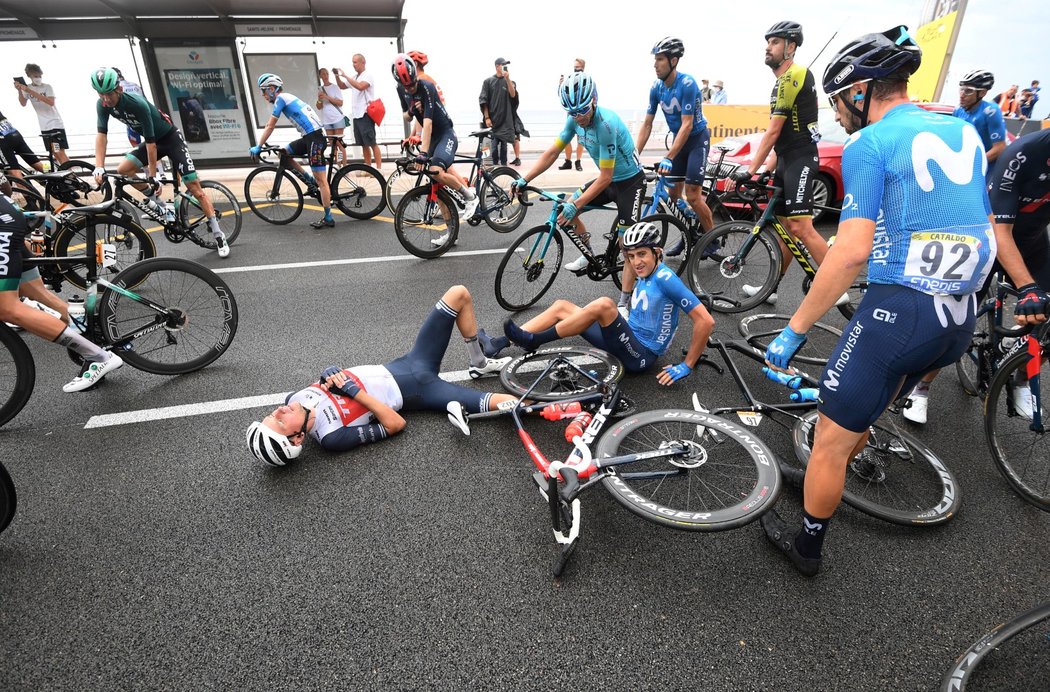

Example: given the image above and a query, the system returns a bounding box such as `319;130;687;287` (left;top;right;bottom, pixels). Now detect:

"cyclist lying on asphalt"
246;285;516;465
502;221;714;386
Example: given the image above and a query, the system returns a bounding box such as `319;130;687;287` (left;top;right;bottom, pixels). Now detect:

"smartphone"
13;76;26;85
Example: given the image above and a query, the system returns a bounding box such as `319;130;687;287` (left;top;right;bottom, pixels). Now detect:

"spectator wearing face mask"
14;63;68;165
711;80;728;105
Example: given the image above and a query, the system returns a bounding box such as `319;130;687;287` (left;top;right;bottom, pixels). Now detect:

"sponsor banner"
702;105;770;145
910;11;960;102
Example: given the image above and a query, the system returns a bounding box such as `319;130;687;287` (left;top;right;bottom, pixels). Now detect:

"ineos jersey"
628;263;703;356
987;128;1050;257
271;92;323;136
287;364;403;445
397;80;454;134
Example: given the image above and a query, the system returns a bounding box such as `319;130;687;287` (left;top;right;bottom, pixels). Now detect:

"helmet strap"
841;84;873;129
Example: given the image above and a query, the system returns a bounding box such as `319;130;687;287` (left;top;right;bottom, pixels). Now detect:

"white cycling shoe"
1011;383;1043;420
564;255;589;272
742;284;777;306
902;394;928;424
446;401;470;436
459;194;479;220
63;354;124;393
468;356;511;379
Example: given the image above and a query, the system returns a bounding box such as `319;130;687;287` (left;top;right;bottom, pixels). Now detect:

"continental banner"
703;105;771;145
910;11;958;101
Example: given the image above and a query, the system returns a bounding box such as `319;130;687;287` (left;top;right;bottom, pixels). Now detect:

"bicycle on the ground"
940;600;1050;690
493;185;690;311
454;345;781;576
243;139;385;224
0;460;14;535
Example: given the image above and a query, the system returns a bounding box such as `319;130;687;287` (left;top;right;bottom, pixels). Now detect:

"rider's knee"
444;284;469;307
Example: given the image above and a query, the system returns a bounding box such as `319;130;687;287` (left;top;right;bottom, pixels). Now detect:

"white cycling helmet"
246;420;302;466
622;221;662;250
257;73;283;90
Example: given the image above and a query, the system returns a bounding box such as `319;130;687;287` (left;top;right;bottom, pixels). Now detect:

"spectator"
317;68;348;164
15;63;67;166
480;57;517;167
711;79;728;105
337;54;382;170
700;78;713;103
559;59;586;171
1019;88;1037;119
1030;79;1041;110
996;85;1020;118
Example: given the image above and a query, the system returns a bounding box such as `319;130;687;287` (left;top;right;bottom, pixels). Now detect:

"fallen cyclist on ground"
502;221;715;386
246;285;517;465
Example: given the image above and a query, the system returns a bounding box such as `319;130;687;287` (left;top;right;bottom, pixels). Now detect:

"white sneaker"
63;354;124;393
1011;383;1040;420
903;394;928;424
468;356;511;379
431;232;459;247
565;255;589;272
742;284;777;306
215;233;230;258
459;194;479;220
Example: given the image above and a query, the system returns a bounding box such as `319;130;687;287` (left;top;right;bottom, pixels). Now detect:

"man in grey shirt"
479;57;517;166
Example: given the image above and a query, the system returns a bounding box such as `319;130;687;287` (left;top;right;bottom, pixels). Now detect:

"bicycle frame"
517;187;618;276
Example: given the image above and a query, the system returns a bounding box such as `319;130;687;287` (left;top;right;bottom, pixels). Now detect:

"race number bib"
901;226;993;294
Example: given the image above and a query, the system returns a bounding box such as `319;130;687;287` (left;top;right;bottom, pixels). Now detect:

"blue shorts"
669;129;711;187
285;129;327;171
581;317;658;373
428;130;458;171
818;284;976;432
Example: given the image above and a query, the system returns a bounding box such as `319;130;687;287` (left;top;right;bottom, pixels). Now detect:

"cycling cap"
257;73;283;89
765;21;804;47
622;221;662;250
90;67;120;93
392;54;418;87
822;26;922;95
959;69;994;91
559;72;597;113
407;50;429;68
652;37;685;58
246;420;303;467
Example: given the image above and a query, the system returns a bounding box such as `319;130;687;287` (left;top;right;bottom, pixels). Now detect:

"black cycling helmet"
651;36;685;59
765;21;804;47
959;69;995;91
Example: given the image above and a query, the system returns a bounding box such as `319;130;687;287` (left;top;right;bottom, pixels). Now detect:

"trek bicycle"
940;600;1050;690
0;460;14;535
243;139;385;224
493;185;690;311
454;345;781;576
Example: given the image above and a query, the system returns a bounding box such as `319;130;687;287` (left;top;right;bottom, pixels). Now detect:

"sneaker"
903;394;928;424
1010;383;1040;420
558;160;573;170
468;356;512;379
564;255;589;272
510;158;522;166
460;194;479;220
63;354;124;393
431;232;459;247
760;510;822;577
742;284;777;306
215;233;230;258
310;216;335;229
574;160;583;171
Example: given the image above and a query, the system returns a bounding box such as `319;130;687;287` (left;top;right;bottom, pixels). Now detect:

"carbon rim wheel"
0;324;36;429
480;166;527;232
940;601;1050;691
384;165;425;216
331;163;386;219
394;186;460;258
499;346;623;401
688;221;780;313
0;460;15;534
52;216;156;290
177;180;243;247
738;314;844;366
244;166;303;224
495;225;564;311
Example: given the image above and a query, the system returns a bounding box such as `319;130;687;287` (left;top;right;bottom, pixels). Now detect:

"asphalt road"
1;186;1048;691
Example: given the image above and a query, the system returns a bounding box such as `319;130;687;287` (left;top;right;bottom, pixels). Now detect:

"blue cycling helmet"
257;73;283;90
559;72;597;113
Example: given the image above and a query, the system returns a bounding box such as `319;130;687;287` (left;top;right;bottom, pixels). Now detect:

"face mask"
30;77;42;86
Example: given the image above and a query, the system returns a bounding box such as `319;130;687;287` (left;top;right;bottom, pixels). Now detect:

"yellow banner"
702;105;771;145
910;11;958;101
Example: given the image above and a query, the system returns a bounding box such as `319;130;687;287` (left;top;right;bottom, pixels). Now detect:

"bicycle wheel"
688;221;780;313
738;314;844;366
244;166;303;224
479;166;527;233
940;601;1050;691
52;215;156;290
177;180;243;248
0;460;15;535
956;342;983;397
495;225;564;311
597;409;781;531
984;345;1050;511
499;346;623;401
639;212;691;277
792;410;961;525
97;257;239;375
7;179;47;225
58;159;113;207
384;164;425;215
394;186;460;259
331;163;386;219
0;324;35;428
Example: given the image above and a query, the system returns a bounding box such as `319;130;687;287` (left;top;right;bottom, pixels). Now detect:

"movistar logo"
911;126;985;192
661;97;683;114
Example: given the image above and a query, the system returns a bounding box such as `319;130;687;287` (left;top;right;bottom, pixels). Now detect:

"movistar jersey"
647;71;707;137
287;365;403;446
628;263;703;356
769;63;820;155
953;99;1007;153
840;103;996;295
987;128;1050;257
555;107;641;183
96;92;174;143
271;92;323;136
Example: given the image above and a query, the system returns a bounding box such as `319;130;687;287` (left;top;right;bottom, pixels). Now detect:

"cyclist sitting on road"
635;37;715;237
760;27;997;577
512;72;645;313
502;221;714;385
246;285;513;465
90;67;230;257
249;73;335;229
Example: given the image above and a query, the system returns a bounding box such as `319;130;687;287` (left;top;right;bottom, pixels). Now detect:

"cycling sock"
324;206;333;220
503;318;537;350
208;216;223;237
533;326;560;348
618;291;631;307
463;335;487;368
54;328;108;362
794;510;831;559
477;328;510;358
460;186;476;200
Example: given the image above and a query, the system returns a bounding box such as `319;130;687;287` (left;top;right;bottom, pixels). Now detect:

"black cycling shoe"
558;159;573;170
760;510;822;577
779;463;807;489
310;216;335;229
574;160;583;171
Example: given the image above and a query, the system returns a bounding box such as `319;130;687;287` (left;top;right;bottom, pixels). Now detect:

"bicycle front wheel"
384;165;425;215
394;186;460;258
480;166;527;232
52;215;156;290
0;461;15;535
495;225;564;311
331;163;386;219
598;410;781;531
940;601;1050;691
244;166;303;225
688;221;780;313
984;345;1050;511
738;314;844;367
98;257;238;375
178;180;243;247
793;410;961;525
500;346;623;401
0;324;35;428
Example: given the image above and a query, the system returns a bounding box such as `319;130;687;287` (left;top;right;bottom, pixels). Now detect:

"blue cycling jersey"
646;71;707;137
840;103;996;295
556;107;641;183
953;99;1007;153
271;92;323;136
628;263;702;356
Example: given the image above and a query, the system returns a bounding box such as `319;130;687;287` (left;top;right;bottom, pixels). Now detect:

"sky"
0;0;1044;153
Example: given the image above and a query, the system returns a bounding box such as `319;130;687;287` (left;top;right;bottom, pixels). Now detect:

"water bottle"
564;411;593;442
676;198;697;219
29;227;45;255
540;401;582;421
67;295;86;332
163;201;176;223
145;196;164;216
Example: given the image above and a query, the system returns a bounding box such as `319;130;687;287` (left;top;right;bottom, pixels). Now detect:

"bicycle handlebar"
763;366;821;403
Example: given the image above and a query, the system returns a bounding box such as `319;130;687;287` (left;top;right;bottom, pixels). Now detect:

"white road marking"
210;248;510;274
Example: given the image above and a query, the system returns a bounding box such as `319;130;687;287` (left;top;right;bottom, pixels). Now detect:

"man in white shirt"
337;54;382;169
14;63;67;165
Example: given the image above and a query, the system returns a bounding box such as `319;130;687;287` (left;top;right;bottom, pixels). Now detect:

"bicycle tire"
737;314;844;367
97;257;238;375
940;601;1050;691
394;185;460;258
331;163;386;219
597;409;781;531
499;346;623;401
688;221;781;313
243;166;303;225
0;460;15;535
792;410;961;525
0;324;35;428
479;166;527;233
52;214;156;290
177;180;243;248
956;342;983;397
495;225;564;311
7;179;47;226
983;345;1050;511
57;159;113;207
639;212;692;278
384;164;425;216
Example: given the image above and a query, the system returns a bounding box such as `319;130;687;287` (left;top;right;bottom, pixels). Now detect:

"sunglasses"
959;86;978;95
569;103;593;118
